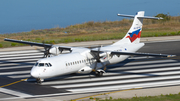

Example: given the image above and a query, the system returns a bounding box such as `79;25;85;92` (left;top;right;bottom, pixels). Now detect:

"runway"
0;40;180;100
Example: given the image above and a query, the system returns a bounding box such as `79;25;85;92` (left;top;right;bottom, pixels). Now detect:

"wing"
4;38;52;47
110;51;175;57
4;38;72;51
91;50;176;58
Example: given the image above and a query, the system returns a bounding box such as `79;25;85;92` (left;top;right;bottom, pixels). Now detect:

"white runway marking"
42;70;180;85
52;75;180;88
0;88;33;98
121;59;177;66
8;75;31;78
110;63;180;71
0;70;30;75
0;65;32;70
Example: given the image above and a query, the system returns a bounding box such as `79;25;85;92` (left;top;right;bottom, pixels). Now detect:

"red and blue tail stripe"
126;29;141;42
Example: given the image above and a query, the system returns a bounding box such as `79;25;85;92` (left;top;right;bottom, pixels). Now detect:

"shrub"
11;43;17;46
177;31;180;35
86;21;94;27
0;44;3;48
155;13;171;21
170;32;176;35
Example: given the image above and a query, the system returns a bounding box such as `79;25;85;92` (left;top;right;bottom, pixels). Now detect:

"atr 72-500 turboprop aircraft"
4;11;175;83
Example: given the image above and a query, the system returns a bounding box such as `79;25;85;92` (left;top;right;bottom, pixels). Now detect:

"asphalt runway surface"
0;40;180;101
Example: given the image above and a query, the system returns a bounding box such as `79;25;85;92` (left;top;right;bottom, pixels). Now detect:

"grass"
0;15;180;48
90;93;180;101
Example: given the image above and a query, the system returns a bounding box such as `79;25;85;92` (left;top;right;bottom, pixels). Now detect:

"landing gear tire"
95;71;103;77
36;78;43;84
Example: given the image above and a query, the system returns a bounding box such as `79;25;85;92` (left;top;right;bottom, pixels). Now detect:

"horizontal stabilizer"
117;14;135;18
138;16;163;20
117;13;163;20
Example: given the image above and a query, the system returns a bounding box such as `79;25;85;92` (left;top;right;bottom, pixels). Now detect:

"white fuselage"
30;43;144;79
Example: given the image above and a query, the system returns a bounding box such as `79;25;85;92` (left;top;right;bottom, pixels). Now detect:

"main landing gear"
36;78;44;84
95;70;105;77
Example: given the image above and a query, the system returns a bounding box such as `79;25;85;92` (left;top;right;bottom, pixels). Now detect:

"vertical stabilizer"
113;11;162;45
114;11;144;44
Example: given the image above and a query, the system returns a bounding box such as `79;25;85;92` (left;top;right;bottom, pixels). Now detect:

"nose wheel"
36;78;44;84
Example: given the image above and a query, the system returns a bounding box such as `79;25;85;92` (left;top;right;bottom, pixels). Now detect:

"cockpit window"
35;62;38;66
48;63;52;67
38;63;44;67
45;63;49;67
35;62;52;67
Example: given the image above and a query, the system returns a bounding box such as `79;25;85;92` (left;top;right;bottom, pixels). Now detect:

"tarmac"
0;35;180;101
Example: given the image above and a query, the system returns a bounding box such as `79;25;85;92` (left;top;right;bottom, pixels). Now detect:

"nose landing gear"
36;78;44;84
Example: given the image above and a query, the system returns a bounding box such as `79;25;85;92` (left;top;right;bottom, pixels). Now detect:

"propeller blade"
91;46;108;73
93;46;101;71
42;41;53;58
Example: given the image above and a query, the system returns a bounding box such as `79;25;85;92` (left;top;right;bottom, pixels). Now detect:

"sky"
0;0;179;34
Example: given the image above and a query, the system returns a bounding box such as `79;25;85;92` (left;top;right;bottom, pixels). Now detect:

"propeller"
35;47;51;58
43;47;50;58
35;41;72;58
42;41;52;58
34;41;53;58
92;46;107;72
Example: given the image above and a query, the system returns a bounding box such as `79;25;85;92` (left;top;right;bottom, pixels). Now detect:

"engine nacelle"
99;52;112;62
77;66;92;74
49;46;60;55
99;52;106;57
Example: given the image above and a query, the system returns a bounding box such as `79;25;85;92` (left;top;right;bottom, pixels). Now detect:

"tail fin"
113;11;163;45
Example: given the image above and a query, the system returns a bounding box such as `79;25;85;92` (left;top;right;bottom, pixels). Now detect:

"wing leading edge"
4;38;52;47
91;50;176;58
4;38;72;51
111;51;176;57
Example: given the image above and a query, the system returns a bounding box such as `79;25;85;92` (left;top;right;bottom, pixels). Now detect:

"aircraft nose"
30;68;40;78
